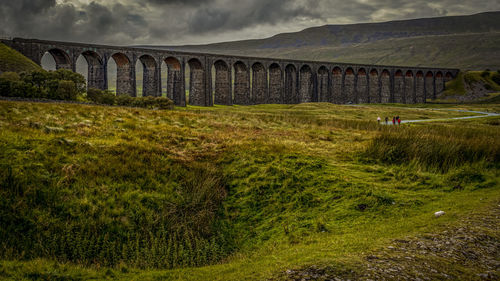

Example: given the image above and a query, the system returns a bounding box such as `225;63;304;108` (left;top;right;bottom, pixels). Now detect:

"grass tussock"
364;124;499;172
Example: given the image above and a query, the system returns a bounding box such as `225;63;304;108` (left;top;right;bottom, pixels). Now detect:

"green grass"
0;43;42;73
0;101;498;280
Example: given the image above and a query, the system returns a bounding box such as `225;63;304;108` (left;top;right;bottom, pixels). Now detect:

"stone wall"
252;63;267;104
356;69;368;103
344;69;355;104
318;67;329;102
269;64;283;104
214;61;231;105
380;70;391;103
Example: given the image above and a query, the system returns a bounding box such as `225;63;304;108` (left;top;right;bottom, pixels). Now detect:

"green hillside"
0;101;499;280
0;43;42;73
149;12;500;70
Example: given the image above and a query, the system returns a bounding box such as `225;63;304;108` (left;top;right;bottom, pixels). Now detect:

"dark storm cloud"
145;0;212;5
188;0;321;34
0;0;499;45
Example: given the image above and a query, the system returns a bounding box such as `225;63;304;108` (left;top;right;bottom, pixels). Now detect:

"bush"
86;88;116;105
115;95;174;110
491;73;500;86
0;69;85;101
53;80;77;100
480;71;489;78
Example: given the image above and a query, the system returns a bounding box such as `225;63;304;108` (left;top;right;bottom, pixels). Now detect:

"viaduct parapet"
1;38;460;106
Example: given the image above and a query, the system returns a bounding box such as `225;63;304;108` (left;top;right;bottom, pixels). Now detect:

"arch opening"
164;57;183;106
136;55;158;97
41;48;72;70
108;53;133;96
213;60;231;105
188;58;207;106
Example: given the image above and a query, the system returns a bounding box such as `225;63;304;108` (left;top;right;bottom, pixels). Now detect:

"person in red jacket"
392;117;396;125
398;118;401;125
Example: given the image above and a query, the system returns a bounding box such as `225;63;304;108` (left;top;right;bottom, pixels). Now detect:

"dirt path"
381;109;499;125
278;204;500;281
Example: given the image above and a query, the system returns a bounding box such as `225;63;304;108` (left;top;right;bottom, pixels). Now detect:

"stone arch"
252;62;267;104
80;50;104;90
42;48;72;70
109;52;134;96
317;66;329;102
425;71;434;100
138;54;159;97
188;58;206;106
213;60;231;105
380;69;391;103
344;67;355;104
435;71;444;95
332;67;343;104
299;65;313;103
285;64;297;104
415;71;425;103
357;68;368;103
369;69;380;103
394;70;405;103
233;61;250;105
164;56;184;106
405;70;415;104
269;63;283;104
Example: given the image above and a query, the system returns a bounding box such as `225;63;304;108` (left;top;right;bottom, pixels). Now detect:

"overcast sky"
0;0;499;46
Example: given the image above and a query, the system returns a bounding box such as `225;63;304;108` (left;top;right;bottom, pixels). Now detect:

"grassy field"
0;43;42;73
0;101;498;280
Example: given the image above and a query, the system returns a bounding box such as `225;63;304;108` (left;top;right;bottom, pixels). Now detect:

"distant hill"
144;12;500;70
0;43;42;73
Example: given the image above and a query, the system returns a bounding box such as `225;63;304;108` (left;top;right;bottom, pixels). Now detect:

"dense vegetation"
0;101;498;280
0;70;86;100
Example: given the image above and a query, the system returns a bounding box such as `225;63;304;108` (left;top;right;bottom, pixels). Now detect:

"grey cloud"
188;0;322;34
0;0;499;45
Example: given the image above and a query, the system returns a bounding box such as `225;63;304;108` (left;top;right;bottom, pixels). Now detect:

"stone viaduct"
1;38;459;106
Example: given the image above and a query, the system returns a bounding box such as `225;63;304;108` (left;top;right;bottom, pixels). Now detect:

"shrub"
53;80;77;100
491;73;500;86
115;95;174;110
480;71;489;78
86;88;116;105
0;69;85;100
364;125;499;172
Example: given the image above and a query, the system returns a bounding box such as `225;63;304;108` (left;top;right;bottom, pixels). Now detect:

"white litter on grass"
434;211;445;217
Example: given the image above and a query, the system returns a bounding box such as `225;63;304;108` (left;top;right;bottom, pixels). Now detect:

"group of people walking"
377;116;402;125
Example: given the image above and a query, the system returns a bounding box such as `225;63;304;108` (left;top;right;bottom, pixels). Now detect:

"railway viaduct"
1;38;459;106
